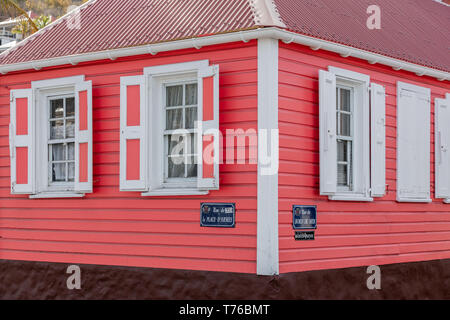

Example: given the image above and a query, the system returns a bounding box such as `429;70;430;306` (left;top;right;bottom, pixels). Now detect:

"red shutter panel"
120;75;148;191
75;81;93;193
10;89;34;194
197;65;220;190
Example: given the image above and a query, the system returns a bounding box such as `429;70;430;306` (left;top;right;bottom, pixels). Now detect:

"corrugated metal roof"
0;0;256;65
0;0;449;72
274;0;450;72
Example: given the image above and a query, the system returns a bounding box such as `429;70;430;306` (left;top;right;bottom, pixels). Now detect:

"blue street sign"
201;203;236;228
293;205;317;230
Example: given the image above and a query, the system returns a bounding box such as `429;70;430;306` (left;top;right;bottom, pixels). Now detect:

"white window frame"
162;79;198;188
327;67;372;202
142;60;210;197
336;84;355;192
30;76;86;199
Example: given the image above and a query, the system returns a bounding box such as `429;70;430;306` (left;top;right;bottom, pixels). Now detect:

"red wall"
278;42;450;273
0;41;258;273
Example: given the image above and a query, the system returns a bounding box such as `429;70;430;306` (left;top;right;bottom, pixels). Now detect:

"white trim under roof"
0;27;449;81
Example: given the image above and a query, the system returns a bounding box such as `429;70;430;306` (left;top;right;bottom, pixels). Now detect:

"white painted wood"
370;83;386;197
397;81;431;202
31;76;85;90
74;80;93;193
257;38;279;276
197;65;220;190
323;67;372;201
435;97;450;199
119;75;149;191
29;75;89;197
142;60;221;196
9;88;34;194
319;70;337;195
30;192;85;199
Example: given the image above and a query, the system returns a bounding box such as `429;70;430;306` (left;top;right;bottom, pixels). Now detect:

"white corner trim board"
0;28;449;81
257;38;279;276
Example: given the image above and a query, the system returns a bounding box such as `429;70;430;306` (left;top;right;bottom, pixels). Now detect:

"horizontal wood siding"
0;42;258;273
278;42;450;273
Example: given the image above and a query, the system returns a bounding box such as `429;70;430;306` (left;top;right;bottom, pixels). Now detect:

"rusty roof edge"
0;27;449;81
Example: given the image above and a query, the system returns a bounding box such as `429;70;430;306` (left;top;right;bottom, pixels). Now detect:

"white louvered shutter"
370;83;386;197
319;70;337;195
397;83;431;202
435;97;450;199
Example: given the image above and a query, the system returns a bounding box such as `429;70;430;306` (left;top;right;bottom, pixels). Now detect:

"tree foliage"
12;14;51;37
1;0;87;19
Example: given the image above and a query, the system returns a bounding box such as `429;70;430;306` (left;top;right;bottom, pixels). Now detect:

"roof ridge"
248;0;286;28
0;0;98;61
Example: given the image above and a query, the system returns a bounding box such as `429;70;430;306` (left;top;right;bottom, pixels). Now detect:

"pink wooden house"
0;0;449;297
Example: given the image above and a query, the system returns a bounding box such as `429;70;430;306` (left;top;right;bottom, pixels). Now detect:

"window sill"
328;194;373;202
397;197;432;203
141;188;209;197
30;192;85;199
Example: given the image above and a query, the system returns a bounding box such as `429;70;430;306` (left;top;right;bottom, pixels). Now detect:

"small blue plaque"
201;203;236;228
293;205;317;230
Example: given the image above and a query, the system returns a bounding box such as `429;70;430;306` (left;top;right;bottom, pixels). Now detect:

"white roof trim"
0;27;449;81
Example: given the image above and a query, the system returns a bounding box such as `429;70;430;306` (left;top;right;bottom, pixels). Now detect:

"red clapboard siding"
0;41;258;274
278;42;450;274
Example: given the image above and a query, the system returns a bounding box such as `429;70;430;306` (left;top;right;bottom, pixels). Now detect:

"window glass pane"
185;83;198;105
337;140;347;162
188;133;197;155
185;107;197;129
68;163;75;182
50;120;64;139
168;156;185;178
66;97;75;117
336;88;339;106
340;89;351;111
166;85;183;107
168;134;185;156
68;143;75;161
187;157;197;178
340;113;351;137
337;164;348;186
166;109;183;130
50;99;64;118
51;144;65;161
348;141;353;186
66;119;75;138
52;163;66;182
